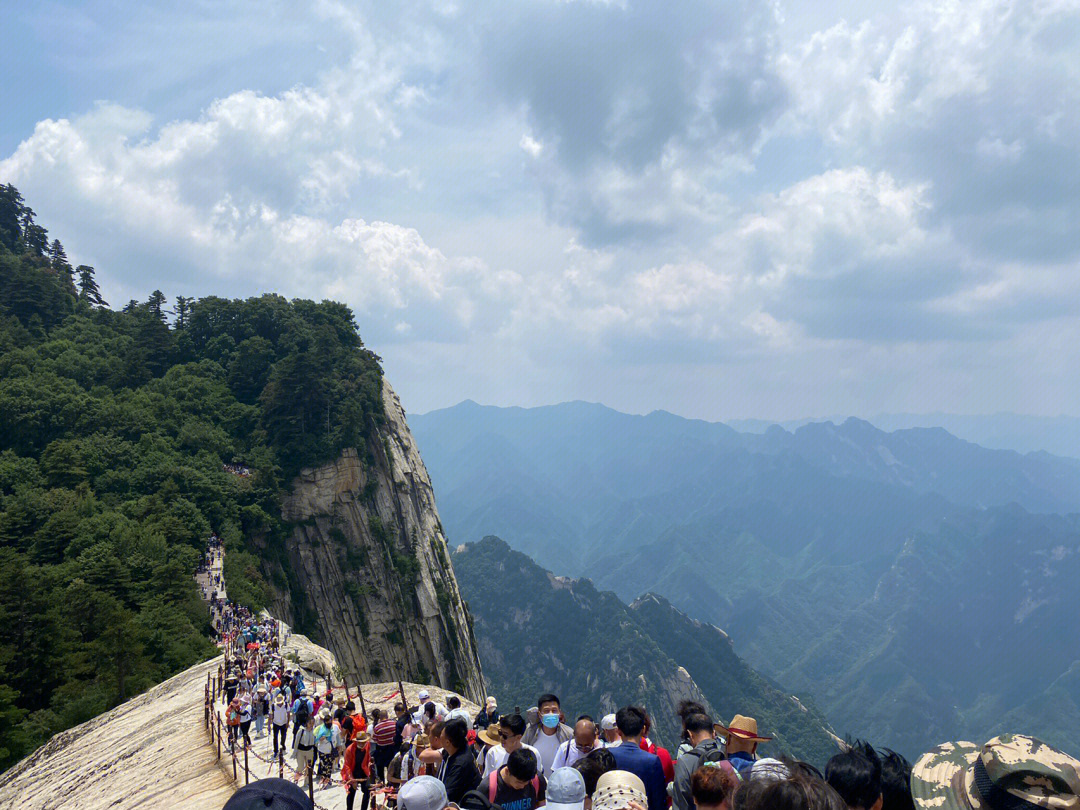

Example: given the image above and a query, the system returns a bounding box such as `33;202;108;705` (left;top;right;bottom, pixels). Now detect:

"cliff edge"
266;378;485;701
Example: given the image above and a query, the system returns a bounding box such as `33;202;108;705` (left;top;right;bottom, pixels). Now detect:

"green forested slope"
0;185;383;770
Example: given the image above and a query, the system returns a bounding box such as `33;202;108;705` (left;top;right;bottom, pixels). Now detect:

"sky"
2;0;1079;421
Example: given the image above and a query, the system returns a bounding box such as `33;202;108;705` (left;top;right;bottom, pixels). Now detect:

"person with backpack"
673;713;725;810
292;689;314;744
226;697;243;751
293;716;317;785
271;693;291;757
488;748;547;810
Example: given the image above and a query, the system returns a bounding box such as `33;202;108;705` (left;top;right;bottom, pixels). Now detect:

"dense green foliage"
0;185;383;770
453;536;840;766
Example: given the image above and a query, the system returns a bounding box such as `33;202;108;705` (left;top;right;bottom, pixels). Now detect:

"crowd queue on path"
201;538;1080;810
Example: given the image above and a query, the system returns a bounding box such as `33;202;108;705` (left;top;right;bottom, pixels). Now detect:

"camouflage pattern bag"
911;733;1080;810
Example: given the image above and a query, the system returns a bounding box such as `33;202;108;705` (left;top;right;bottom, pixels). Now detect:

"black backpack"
690;740;727;773
459;789;503;810
295;699;312;727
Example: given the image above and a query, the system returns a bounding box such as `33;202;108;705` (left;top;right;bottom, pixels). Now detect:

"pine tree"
23;223;48;257
173;295;193;329
76;265;108;308
49;239;70;271
49;240;75;295
122;300;139;314
147;290;167;322
0;184;24;252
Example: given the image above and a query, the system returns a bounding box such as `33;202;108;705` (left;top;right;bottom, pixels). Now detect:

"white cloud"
519;134;543;158
3;0;1080;417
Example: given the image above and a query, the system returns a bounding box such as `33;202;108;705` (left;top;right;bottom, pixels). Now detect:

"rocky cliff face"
264;378;485;701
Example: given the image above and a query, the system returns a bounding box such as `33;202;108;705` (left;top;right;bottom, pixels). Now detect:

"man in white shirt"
552;717;602;769
413;689;448;726
521;694;573;776
599;714;620;746
480;714;542;779
445;695;472;729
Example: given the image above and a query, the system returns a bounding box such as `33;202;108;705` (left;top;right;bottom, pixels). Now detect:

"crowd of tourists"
223;462;253;477
220;689;1080;810
203;536;1080;810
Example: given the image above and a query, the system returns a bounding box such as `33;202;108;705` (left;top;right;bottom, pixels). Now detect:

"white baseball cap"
418;689;431;700
600;714;617;731
547;768;586;810
398;776;448;810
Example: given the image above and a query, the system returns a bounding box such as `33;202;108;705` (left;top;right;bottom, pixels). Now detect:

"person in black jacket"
474;697;499;731
438;718;480;803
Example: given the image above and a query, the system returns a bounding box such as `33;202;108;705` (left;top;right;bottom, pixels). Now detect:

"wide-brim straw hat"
911;734;1080;810
478;725;502;747
355;731;371;745
716;714;771;743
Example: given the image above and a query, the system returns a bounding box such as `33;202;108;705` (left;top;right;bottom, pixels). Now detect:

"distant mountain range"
413;400;1080;758
452;536;841;766
728;412;1080;460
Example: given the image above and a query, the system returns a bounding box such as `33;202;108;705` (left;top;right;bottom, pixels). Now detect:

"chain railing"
204;668;401;810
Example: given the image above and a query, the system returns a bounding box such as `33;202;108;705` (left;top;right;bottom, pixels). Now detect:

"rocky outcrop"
267;378;485;702
0;656;232;810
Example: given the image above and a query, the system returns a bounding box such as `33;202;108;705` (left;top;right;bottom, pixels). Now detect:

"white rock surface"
0;655;233;810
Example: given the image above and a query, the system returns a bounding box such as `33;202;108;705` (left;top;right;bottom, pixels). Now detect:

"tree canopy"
0;185;384;770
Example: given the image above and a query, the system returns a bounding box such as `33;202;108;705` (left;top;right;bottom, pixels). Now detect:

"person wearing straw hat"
716;715;771;779
271;692;291;757
343;729;373;810
402;733;433;782
911;733;1080;810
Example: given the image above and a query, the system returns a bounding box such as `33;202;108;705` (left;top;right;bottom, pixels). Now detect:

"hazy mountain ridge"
411;400;1080;758
729;413;1080;460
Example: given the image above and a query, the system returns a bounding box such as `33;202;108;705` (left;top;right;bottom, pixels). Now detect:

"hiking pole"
357;678;368;718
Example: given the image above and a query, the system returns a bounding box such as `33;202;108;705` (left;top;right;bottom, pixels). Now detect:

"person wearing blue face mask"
522;693;574;776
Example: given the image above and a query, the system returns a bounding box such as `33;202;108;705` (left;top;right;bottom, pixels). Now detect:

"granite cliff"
261;378;485;701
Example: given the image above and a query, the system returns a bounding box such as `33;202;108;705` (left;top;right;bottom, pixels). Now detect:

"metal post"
357;683;367;718
232;733;238;780
398;678;407;710
308;760;315;808
217;717;222;760
244;745;249;785
279;748;284;779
